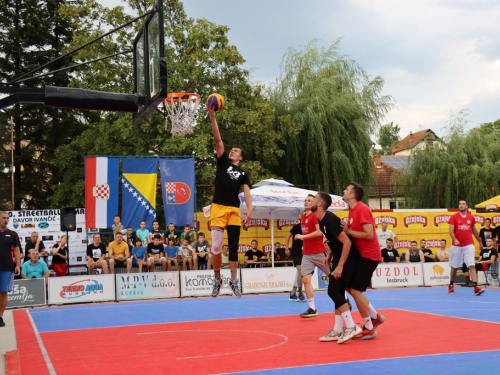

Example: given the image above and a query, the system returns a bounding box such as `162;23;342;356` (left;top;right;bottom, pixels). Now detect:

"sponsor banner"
7;279;46;308
116;272;180;300
241;267;296;294
371;263;424;288
180;269;237;297
48;274;115;304
316;267;329;290
422;262;451;286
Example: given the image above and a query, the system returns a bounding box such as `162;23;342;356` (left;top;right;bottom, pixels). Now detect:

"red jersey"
301;212;325;255
449;212;476;246
347;202;381;261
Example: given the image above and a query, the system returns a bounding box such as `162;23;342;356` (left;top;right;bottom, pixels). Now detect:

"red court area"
13;309;500;375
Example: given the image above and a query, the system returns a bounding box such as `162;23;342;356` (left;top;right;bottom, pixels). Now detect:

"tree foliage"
396;111;500;208
268;39;394;193
377;121;400;155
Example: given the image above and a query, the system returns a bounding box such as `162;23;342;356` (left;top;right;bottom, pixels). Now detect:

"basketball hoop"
162;93;201;136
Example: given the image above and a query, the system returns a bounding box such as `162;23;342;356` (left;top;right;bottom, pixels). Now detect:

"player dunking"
341;182;385;340
207;106;252;298
448;200;484;296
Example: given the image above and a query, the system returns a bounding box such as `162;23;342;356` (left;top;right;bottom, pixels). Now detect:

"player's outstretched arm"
243;184;253;224
208;106;224;158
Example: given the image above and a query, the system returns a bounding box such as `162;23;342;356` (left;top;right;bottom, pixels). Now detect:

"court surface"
11;287;500;374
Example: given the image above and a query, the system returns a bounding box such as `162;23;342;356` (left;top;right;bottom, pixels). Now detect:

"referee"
0;211;21;327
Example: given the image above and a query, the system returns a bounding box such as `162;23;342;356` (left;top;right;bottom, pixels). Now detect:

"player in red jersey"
294;194;330;318
448;200;484;296
341;183;385;340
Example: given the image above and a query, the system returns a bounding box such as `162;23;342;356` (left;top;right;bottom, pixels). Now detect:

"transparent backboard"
133;0;167;125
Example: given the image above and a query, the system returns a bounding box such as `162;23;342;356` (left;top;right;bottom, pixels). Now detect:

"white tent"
238;181;347;266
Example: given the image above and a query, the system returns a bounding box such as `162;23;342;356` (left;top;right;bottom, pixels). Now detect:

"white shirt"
376;229;396;249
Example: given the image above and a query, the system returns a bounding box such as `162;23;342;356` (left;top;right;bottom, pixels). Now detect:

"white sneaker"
337;325;363;344
319;328;342;342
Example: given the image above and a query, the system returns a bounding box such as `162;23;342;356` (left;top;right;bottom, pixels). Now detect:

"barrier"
7;279;46;308
241;267;296;294
180;269;237;297
371;263;424;288
422;262;451;286
116;272;180;300
48;274;115;304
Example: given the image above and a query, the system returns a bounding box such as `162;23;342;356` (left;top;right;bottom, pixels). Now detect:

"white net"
163;93;201;136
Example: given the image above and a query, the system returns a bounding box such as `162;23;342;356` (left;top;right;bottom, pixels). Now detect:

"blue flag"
159;158;195;226
122;158;158;229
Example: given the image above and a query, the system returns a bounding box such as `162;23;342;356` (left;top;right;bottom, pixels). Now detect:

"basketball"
206;93;225;111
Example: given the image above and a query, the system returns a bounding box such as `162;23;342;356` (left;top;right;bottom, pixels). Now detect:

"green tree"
269;39;394;193
377;121;400;155
396;111;500;208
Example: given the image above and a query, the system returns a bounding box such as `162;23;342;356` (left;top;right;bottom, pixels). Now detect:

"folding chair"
483;261;499;286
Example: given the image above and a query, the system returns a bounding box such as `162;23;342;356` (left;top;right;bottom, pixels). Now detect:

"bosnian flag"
85;157;119;229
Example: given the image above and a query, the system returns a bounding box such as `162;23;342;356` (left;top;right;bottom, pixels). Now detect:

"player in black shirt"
310;193;362;344
207;105;253;299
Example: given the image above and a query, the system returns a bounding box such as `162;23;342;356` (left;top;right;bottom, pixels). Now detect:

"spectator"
285;218;305;302
108;232;132;273
124;226;135;249
131;237;153;273
23;232;48;263
221;244;230;269
147;234;168;271
462;238;498;287
148;220;164;243
180;224;195;244
178;238;194;270
166;223;179;245
136;221;150;246
244;239;267;267
376;221;398;250
86;234;108;274
51;235;68;277
164;237;180;271
405;241;424;263
479;218;497;248
419;239;436;262
192;232;212;270
112;215;124;239
21;248;50;280
381;238;400;263
436;239;450;262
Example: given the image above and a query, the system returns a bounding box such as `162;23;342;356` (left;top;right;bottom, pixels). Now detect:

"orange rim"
164;92;200;103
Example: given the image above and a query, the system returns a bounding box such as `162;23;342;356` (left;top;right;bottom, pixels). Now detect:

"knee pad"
211;229;224;255
227;225;241;262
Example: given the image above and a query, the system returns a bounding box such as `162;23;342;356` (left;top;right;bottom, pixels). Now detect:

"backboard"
133;0;168;125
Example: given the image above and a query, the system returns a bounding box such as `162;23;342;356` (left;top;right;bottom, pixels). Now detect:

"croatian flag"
85;157;119;229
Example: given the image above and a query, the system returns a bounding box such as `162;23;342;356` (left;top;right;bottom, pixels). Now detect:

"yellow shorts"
210;203;242;228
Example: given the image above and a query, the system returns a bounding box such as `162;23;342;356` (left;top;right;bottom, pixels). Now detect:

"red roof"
372;156;398;196
391;129;438;155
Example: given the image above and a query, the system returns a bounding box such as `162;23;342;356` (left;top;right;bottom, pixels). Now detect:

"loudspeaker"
60;207;77;231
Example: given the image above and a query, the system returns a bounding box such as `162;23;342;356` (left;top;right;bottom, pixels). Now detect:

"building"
391;129;438;156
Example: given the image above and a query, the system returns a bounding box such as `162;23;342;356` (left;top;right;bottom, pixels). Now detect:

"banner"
159;158;195;226
85;157;119;229
422;262;451;286
122;158;158;229
6;209;88;267
7;279;46;308
371;263;424;288
48;275;115;304
180;269;236;297
241;267;296;294
116;272;180;300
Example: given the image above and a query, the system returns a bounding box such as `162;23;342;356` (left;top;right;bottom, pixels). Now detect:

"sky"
102;0;500;140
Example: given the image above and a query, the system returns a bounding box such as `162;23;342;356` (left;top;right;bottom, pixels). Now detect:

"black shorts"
331;253;359;287
114;259;127;267
292;251;303;267
350;256;379;292
196;254;208;263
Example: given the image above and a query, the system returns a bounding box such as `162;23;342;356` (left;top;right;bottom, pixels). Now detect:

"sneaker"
353;326;378;340
371;313;385;329
300;308;318;318
468;281;476;287
474;286;485;296
211;278;222;298
229;279;241;298
289;293;298;301
337;325;363;344
319;328;342;342
298;292;306;302
448;285;455;294
0;317;4;327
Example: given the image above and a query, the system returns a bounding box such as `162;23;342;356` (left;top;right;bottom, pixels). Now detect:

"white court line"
393;308;500;325
27;310;57;375
137;329;289;360
223;348;500;375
